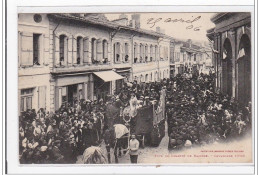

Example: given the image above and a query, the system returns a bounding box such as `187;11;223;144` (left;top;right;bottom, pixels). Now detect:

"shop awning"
94;71;125;82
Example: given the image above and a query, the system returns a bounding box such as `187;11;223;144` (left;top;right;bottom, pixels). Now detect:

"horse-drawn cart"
123;89;167;147
102;89;166;163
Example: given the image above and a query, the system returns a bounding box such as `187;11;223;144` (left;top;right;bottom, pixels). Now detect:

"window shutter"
83;38;89;63
72;37;77;64
43;34;50;65
96;39;102;62
64;37;68;65
68;36;73;65
21;32;33;66
54;35;60;66
38;86;46;109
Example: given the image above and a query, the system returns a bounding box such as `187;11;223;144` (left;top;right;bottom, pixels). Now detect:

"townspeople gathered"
167;72;251;149
19;71;251;164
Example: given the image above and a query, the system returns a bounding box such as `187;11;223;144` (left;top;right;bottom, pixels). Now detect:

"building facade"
207;12;251;106
18;13;171;113
170;39;213;77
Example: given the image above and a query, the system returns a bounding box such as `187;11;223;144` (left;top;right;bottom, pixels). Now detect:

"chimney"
112;14;129;26
131;14;140;29
119;14;128;19
129;20;136;28
187;39;192;47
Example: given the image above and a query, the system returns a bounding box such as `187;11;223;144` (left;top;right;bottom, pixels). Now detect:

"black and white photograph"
16;12;253;165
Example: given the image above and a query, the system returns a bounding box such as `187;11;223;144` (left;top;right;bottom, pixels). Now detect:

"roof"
48;13;166;38
210;13;229;23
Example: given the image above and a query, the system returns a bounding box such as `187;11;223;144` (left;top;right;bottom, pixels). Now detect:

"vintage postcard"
16;12;253;165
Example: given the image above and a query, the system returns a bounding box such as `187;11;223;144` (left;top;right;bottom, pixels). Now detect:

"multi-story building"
18;13;171;113
170;39;212;77
207;12;251;106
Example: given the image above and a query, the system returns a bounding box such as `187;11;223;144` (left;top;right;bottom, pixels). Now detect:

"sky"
105;13;216;42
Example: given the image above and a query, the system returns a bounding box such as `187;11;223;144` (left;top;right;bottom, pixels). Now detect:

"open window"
33;34;41;65
114;42;121;63
124;43;129;62
140;44;144;63
76;36;83;65
145;45;148;62
102;40;108;63
134;43;138;63
150;45;153;62
59;35;68;66
91;38;97;63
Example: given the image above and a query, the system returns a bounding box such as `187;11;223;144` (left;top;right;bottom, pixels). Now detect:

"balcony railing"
133;57;157;64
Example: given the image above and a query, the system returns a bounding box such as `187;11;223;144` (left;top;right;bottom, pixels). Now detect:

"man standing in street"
129;134;139;163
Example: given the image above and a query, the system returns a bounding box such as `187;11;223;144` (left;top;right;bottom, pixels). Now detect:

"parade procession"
18;12;252;164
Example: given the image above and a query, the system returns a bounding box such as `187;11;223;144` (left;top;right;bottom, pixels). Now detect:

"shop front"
114;68;131;94
93;70;125;100
54;73;93;110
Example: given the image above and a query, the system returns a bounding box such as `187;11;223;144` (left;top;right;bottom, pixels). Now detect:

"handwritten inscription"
147;16;202;31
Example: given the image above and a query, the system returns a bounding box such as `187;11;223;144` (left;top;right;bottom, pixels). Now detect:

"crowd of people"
19;71;252;164
19;101;106;164
19;79;166;164
166;73;251;149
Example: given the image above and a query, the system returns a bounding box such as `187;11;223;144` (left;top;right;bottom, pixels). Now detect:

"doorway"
68;84;78;105
237;34;251;106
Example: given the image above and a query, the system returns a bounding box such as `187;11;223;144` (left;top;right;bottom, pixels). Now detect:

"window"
155;46;158;61
159;46;164;60
33;34;41;65
155;72;158;81
102;40;108;63
20;88;34;112
140;44;143;62
150;45;153;61
124;43;129;62
145;45;148;62
177;53;180;60
77;36;83;65
34;14;42;23
59;35;66;66
140;75;143;82
194;54;196;61
134;44;137;63
164;47;168;60
91;38;97;63
114;42;121;63
145;74;148;82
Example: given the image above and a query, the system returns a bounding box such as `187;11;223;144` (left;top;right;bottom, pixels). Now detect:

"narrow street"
77;119;252;164
76;120;170;164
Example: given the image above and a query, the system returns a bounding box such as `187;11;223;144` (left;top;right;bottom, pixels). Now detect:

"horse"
103;124;129;163
103;103;130;163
